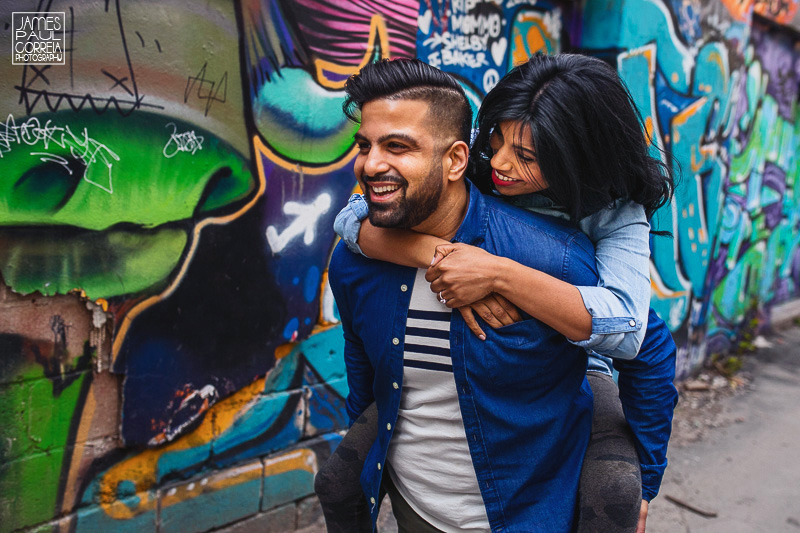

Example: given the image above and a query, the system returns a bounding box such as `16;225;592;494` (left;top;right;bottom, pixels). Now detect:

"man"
327;58;601;532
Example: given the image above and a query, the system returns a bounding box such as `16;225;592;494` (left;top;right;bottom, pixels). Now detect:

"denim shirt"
507;194;652;359
336;193;651;359
334;191;677;502
329;184;599;531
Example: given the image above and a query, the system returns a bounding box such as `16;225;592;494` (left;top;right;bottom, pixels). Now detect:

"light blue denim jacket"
334;192;651;362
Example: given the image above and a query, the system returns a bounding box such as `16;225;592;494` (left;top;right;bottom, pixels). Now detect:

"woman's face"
488;120;548;196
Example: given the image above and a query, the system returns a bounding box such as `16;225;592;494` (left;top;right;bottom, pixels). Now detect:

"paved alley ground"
647;324;800;532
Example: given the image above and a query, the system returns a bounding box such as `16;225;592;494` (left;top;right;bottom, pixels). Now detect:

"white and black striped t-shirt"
386;269;490;532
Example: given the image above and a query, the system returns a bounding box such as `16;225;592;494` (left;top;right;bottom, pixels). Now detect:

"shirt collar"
453;181;489;245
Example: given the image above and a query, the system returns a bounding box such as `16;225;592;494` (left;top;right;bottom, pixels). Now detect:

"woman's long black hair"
469;54;675;223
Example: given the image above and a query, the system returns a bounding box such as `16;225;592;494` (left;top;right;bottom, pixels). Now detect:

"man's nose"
362;148;390;177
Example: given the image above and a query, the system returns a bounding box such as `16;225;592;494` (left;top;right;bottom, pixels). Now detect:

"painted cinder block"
209;389;306;469
73;491;158;533
261;448;316;512
158;459;263;533
25;514;77;533
260;434;342;514
28;372;92;447
0;448;66;531
303;379;348;438
80;370;122;444
0;380;31;461
0;290;95;380
215;503;296;533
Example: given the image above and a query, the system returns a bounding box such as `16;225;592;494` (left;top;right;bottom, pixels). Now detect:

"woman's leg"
314;403;379;533
578;373;642;533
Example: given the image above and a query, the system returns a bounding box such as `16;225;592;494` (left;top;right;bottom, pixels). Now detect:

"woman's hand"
457;294;522;340
426;243;504;307
636;500;648;533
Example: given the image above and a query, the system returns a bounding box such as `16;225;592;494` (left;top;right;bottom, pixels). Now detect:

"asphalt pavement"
647;324;800;532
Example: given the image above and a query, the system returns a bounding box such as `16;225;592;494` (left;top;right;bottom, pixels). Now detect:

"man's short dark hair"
343;59;472;146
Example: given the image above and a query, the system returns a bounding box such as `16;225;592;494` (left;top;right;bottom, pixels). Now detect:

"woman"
316;54;677;532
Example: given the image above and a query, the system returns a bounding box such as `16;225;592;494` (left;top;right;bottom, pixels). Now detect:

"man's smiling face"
353;98;445;229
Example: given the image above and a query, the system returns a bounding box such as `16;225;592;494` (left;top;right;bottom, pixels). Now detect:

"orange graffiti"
754;0;799;24
719;0;756;21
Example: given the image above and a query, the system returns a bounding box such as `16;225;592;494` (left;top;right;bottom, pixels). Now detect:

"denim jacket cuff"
333;194;369;257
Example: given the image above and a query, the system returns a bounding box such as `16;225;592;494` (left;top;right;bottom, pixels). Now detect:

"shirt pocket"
476;318;566;389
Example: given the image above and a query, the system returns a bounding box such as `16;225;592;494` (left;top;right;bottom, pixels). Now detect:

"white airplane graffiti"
266;193;332;253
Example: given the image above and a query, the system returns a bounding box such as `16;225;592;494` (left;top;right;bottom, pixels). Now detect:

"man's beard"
364;164;444;229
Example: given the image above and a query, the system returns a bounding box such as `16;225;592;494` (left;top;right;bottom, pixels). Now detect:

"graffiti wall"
582;0;800;377
0;0;798;531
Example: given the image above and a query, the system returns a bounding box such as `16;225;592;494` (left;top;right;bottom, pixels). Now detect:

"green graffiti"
0;112;254;230
0;352;90;530
0;111;254;299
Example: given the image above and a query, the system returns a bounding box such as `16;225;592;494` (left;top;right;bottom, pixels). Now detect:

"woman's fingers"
430;242;460;267
482;294;515;326
458;307;486;340
471;301;505;328
493;294;522;323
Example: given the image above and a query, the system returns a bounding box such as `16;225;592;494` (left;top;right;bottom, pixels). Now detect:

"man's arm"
613;308;679;501
328;247;376;424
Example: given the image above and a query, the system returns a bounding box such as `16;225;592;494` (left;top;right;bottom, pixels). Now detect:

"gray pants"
315;373;641;532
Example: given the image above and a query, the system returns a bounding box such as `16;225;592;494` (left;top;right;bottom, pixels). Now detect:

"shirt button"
400;284;408;292
386;423;392;431
370;497;376;504
393;382;399;389
392;338;400;345
629;319;636;327
377;462;382;470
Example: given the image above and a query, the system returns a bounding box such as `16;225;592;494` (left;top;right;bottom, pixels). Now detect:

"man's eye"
357;143;370;152
387;142;406;150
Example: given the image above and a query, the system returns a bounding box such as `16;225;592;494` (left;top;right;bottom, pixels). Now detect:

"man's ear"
444;140;469;182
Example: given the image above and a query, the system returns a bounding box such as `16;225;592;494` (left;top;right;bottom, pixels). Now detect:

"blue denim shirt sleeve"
613;309;679;501
328;245;376;424
570;200;652;359
333;194;370;257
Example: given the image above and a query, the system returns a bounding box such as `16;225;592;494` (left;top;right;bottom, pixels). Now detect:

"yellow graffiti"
264;448;317;477
645;116;655;145
651;267;688;299
691;144;716;172
158;461;262;510
98;377;266;518
255;136;359;176
510;13;559;66
314;14;391;89
671;97;708;145
706;50;729;92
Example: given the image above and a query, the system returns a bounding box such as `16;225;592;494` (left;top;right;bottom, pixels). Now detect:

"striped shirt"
386;269;490;532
